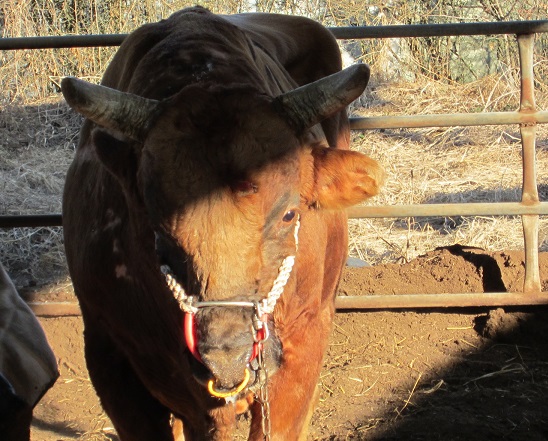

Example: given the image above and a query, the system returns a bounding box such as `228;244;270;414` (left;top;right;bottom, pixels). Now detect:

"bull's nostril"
198;345;253;389
203;362;249;389
207;368;251;398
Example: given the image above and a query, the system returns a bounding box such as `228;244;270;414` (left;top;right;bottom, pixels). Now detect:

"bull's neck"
94;167;157;268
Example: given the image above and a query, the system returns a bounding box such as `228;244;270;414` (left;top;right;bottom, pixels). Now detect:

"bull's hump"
115;9;271;100
129;38;253;99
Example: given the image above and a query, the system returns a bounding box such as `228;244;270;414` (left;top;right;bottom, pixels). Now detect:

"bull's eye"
232;180;258;196
282;210;296;223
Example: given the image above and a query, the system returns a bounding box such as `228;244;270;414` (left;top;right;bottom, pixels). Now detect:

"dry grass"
2;0;547;103
0;0;327;103
0;100;81;288
348;74;548;265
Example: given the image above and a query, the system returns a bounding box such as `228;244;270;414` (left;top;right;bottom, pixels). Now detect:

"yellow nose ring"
207;368;251;399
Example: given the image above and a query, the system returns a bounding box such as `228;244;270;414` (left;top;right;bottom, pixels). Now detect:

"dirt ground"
26;245;548;440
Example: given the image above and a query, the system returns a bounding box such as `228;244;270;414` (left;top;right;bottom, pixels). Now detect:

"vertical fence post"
517;33;541;293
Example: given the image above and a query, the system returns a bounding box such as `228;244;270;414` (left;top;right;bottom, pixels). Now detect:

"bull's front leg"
248;306;334;441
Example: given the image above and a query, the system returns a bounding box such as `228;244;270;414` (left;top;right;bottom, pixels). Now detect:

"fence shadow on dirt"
362;307;548;441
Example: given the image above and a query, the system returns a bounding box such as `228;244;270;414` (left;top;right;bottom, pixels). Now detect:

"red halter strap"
184;312;202;362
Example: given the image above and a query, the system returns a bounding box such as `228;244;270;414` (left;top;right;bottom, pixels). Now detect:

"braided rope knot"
258;254;295;315
161;266;198;314
259;217;300;315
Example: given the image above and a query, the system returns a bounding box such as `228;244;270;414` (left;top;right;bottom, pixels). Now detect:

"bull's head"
61;64;383;397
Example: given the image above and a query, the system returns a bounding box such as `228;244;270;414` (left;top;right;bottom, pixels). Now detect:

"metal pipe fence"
1;20;547;314
1;20;547;50
346;28;547;310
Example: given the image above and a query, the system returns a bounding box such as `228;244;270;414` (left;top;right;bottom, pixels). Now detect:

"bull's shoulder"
225;13;342;85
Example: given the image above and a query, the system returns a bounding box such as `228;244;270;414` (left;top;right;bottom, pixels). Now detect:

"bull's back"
225;13;343;84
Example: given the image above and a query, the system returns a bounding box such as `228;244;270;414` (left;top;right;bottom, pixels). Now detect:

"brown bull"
61;7;383;440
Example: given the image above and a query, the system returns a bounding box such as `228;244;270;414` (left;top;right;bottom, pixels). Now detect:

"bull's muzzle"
185;306;281;397
196;308;255;386
207;367;251;398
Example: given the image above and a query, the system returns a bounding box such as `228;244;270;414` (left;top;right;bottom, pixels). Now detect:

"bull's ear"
92;128;138;184
309;147;384;209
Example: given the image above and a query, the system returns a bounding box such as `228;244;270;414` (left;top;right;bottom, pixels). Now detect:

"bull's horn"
61;77;160;141
273;64;370;132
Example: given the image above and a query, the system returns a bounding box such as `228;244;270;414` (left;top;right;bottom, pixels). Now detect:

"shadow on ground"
364;308;548;441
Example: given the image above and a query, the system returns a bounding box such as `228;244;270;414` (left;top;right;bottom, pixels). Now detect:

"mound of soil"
31;246;548;440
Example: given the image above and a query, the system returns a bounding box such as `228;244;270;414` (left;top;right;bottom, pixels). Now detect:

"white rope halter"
161;218;300;317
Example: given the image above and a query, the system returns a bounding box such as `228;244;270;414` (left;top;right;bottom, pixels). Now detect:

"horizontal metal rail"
27;289;548;316
348;202;548;219
5;202;546;230
0;33;126;50
5;202;544;230
0;215;62;228
1;20;547;50
331;20;548;39
28;301;80;316
349;110;548;130
335;291;548;310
